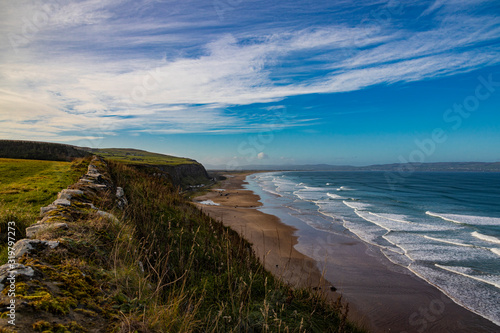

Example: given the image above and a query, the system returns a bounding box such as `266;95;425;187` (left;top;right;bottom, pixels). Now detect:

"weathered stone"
13;239;59;259
86;184;108;190
96;210;119;223
116;187;128;209
40;204;58;215
53;198;71;206
116;187;125;198
0;264;35;290
58;189;83;201
26;223;68;238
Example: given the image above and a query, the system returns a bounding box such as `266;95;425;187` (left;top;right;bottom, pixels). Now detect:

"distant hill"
0;140;90;161
87;148;197;166
207;162;500;172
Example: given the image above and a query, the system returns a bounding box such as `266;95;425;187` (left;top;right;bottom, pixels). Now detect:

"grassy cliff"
92;148;210;187
0;157;364;332
0;141;90;162
90;148;196;166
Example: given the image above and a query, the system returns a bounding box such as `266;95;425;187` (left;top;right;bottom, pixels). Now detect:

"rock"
96;210;119;223
58;189;83;201
86;184;107;190
40;204;58;215
53;198;71;206
116;187;125;198
0;264;35;290
26;223;68;238
13;239;59;259
116;187;128;209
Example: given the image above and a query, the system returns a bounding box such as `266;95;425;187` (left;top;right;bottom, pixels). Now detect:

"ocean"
246;171;500;327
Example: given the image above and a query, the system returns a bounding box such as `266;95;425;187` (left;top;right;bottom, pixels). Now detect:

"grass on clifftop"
93;148;197;166
0;158;89;262
109;161;365;332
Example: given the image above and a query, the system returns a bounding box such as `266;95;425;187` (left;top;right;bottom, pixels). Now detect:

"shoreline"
194;173;334;290
194;173;499;333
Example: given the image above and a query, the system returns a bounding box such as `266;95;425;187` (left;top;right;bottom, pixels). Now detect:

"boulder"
0;263;35;290
58;189;83;201
13;239;59;259
26;223;68;238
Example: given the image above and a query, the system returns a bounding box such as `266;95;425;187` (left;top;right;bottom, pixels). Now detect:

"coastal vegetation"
0;140;90;162
0;141;364;332
91;148;210;187
91;148;197;166
0;158;89;263
107;161;363;332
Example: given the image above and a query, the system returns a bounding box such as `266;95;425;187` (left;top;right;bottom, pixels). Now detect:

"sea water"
247;171;500;327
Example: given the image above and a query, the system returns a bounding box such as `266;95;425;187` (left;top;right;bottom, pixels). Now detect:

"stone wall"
0;156;127;330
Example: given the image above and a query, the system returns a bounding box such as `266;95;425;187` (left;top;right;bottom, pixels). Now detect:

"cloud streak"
1;0;499;143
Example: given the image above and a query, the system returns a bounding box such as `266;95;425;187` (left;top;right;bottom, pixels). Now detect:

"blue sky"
1;0;500;168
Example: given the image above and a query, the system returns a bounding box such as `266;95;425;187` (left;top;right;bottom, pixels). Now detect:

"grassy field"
0;158;89;262
92;148;197;166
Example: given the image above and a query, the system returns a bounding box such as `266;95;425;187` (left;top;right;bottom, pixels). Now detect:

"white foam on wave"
381;248;413;267
383;233;498;262
261;187;283;197
491;248;500;257
274;178;299;193
342;218;384;245
408;263;500;326
423;235;473;248
426;212;500;226
198;200;220;206
435;264;500;289
304;186;324;191
369;212;412;224
472;231;500;245
336;186;354;191
294;186;326;201
342;200;371;210
355;210;397;232
356;211;451;232
327;192;345;200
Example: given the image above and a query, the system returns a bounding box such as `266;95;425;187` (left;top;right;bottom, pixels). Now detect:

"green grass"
92;148;197;166
0;158;89;262
109;161;365;332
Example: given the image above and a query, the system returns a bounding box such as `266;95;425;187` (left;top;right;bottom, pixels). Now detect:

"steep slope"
92;148;210;186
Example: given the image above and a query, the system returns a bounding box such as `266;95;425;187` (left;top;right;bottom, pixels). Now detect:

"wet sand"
194;173;500;333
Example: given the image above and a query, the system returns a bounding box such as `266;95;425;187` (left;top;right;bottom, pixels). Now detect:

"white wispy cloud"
1;0;499;143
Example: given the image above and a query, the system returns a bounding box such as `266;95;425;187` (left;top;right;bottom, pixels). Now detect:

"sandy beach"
194;173;331;290
194;173;500;333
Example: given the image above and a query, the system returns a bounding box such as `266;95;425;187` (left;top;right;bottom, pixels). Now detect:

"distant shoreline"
206;161;500;173
195;172;500;333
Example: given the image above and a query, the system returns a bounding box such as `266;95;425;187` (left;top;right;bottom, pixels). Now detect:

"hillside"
0;157;363;332
0;141;210;187
89;148;195;166
0;141;90;162
90;148;210;186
